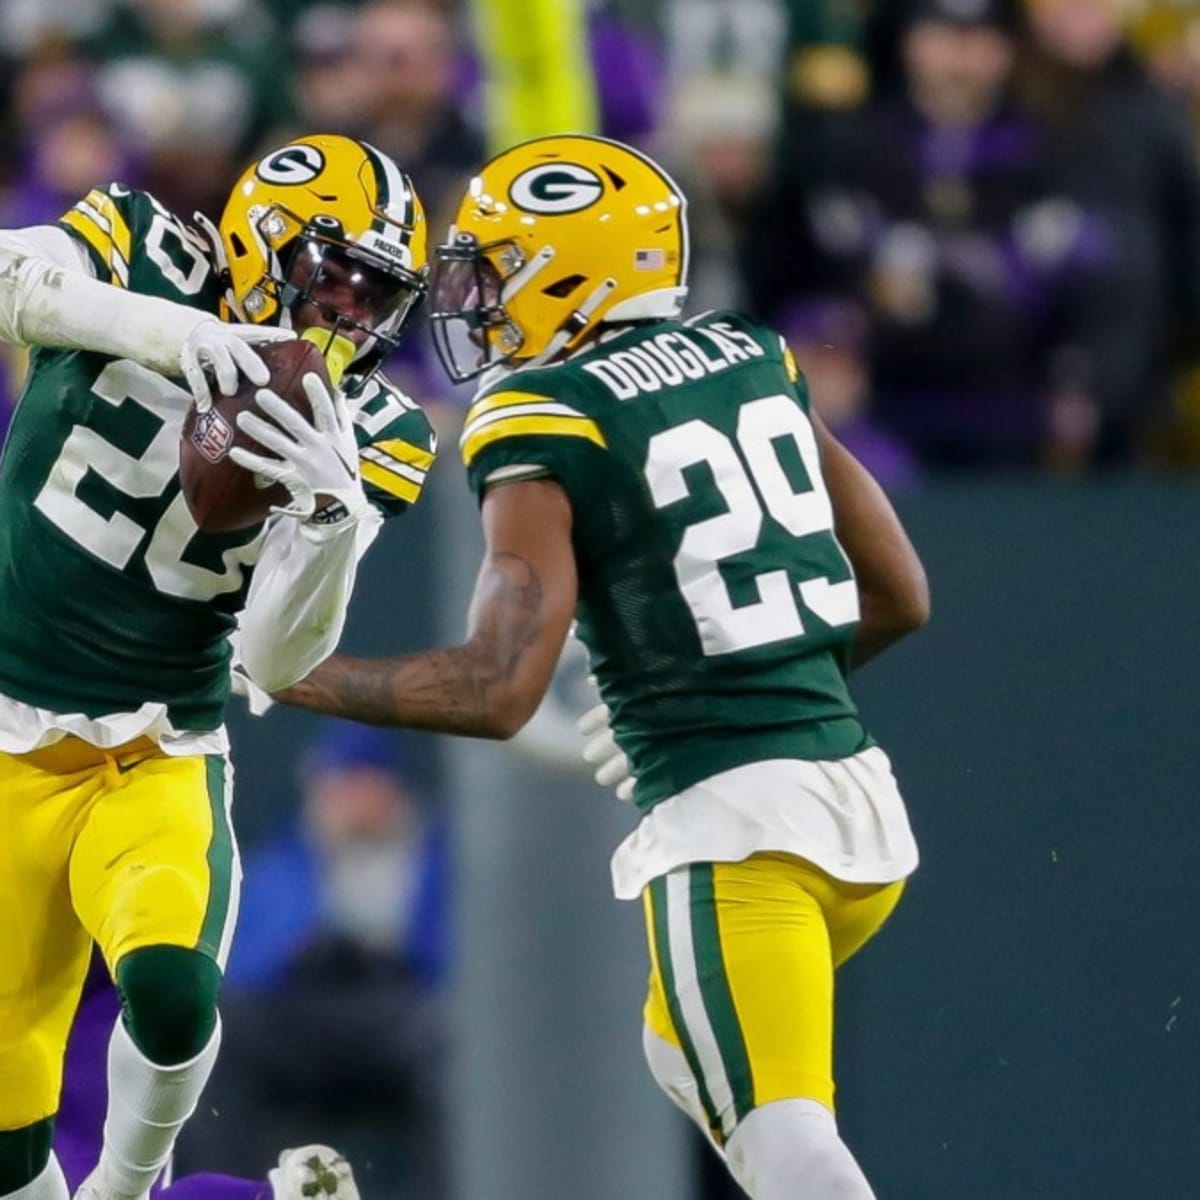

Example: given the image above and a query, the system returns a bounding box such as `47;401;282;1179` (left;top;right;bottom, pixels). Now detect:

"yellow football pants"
642;852;904;1146
0;737;238;1128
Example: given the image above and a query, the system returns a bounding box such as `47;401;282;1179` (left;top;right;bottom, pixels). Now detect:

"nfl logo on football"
191;410;233;464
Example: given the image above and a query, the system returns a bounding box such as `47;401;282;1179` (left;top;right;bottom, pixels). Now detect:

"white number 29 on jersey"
645;394;859;656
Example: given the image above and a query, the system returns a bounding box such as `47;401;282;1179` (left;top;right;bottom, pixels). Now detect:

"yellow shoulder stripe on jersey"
87;190;133;264
372;437;435;471
461;414;606;468
360;459;422;503
61;190;134;288
463;388;565;425
460;392;601;441
783;345;800;383
61;210;125;287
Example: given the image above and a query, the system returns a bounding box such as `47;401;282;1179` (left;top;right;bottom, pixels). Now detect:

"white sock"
92;1015;222;1199
4;1156;68;1200
725;1099;877;1200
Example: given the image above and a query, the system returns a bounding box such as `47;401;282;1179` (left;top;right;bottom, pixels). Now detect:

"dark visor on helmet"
265;210;427;378
429;234;524;383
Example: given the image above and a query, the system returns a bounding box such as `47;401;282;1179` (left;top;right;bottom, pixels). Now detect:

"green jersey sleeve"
459;367;608;502
352;374;438;518
57;184;216;308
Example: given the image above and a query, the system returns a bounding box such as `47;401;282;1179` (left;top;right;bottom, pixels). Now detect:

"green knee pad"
0;1118;53;1194
116;945;221;1065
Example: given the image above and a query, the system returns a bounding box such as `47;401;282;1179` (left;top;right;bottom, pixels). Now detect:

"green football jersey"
461;310;872;811
0;184;435;732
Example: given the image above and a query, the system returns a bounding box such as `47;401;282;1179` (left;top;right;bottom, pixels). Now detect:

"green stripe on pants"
650;874;725;1144
197;755;233;959
688;864;756;1125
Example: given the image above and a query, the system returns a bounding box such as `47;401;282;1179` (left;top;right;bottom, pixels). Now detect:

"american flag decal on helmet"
192;410;234;463
635;248;665;270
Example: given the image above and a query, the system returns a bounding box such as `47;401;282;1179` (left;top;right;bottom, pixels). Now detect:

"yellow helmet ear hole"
226;231;249;260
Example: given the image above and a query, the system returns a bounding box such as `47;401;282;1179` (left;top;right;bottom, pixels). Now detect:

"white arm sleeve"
0;225;212;372
237;505;385;693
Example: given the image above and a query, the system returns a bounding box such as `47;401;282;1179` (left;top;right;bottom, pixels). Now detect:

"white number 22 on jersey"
33;360;263;602
645;394;859;656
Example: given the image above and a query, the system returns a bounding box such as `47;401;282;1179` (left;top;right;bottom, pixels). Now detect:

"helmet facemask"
245;203;428;383
429;234;530;383
430;231;620;383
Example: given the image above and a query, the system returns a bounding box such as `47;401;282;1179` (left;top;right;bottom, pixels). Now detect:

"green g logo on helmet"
509;164;605;214
255;144;327;185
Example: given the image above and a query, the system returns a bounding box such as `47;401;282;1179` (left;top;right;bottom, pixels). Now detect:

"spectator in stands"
87;0;289;215
1018;0;1200;464
779;298;919;490
654;0;787;310
352;0;484;229
749;0;1092;471
0;0;112;58
588;0;663;144
0;107;130;228
665;71;779;310
182;721;451;1199
288;5;373;136
0;54;133;448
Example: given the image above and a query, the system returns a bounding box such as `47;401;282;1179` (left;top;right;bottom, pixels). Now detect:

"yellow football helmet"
429;134;689;382
217;134;429;378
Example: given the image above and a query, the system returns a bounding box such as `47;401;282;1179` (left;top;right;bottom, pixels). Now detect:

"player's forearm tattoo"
277;551;545;736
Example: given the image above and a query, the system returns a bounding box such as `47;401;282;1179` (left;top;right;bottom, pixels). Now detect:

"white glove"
578;702;635;802
230;372;367;525
180;319;295;413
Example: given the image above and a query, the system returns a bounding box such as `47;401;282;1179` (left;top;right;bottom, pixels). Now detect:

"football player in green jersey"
279;134;929;1200
0;135;435;1200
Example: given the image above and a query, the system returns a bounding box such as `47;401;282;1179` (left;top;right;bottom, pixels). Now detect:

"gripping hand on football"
230;372;367;527
578;701;635;802
181;319;295;414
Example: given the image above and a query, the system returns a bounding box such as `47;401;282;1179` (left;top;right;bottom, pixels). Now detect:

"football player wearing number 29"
280;134;930;1200
0;135;436;1200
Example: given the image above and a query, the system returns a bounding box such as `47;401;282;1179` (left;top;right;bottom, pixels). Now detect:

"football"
179;338;330;534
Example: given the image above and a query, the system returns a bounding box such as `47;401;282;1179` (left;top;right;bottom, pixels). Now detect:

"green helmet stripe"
361;140;414;235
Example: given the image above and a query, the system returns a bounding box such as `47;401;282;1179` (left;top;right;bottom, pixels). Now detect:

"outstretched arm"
0;224;287;406
814;413;930;668
278;477;578;738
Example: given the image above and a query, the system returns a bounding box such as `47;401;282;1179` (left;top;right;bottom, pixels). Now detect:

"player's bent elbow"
473;681;543;741
238;644;316;697
477;699;536;741
896;576;932;633
863;572;931;640
890;551;932;632
475;714;523;740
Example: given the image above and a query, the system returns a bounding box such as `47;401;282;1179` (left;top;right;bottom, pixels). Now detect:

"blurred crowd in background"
4;0;1200;478
3;1;1200;1194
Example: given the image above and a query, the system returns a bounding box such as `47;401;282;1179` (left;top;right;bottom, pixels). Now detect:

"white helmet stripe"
362;140;414;228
